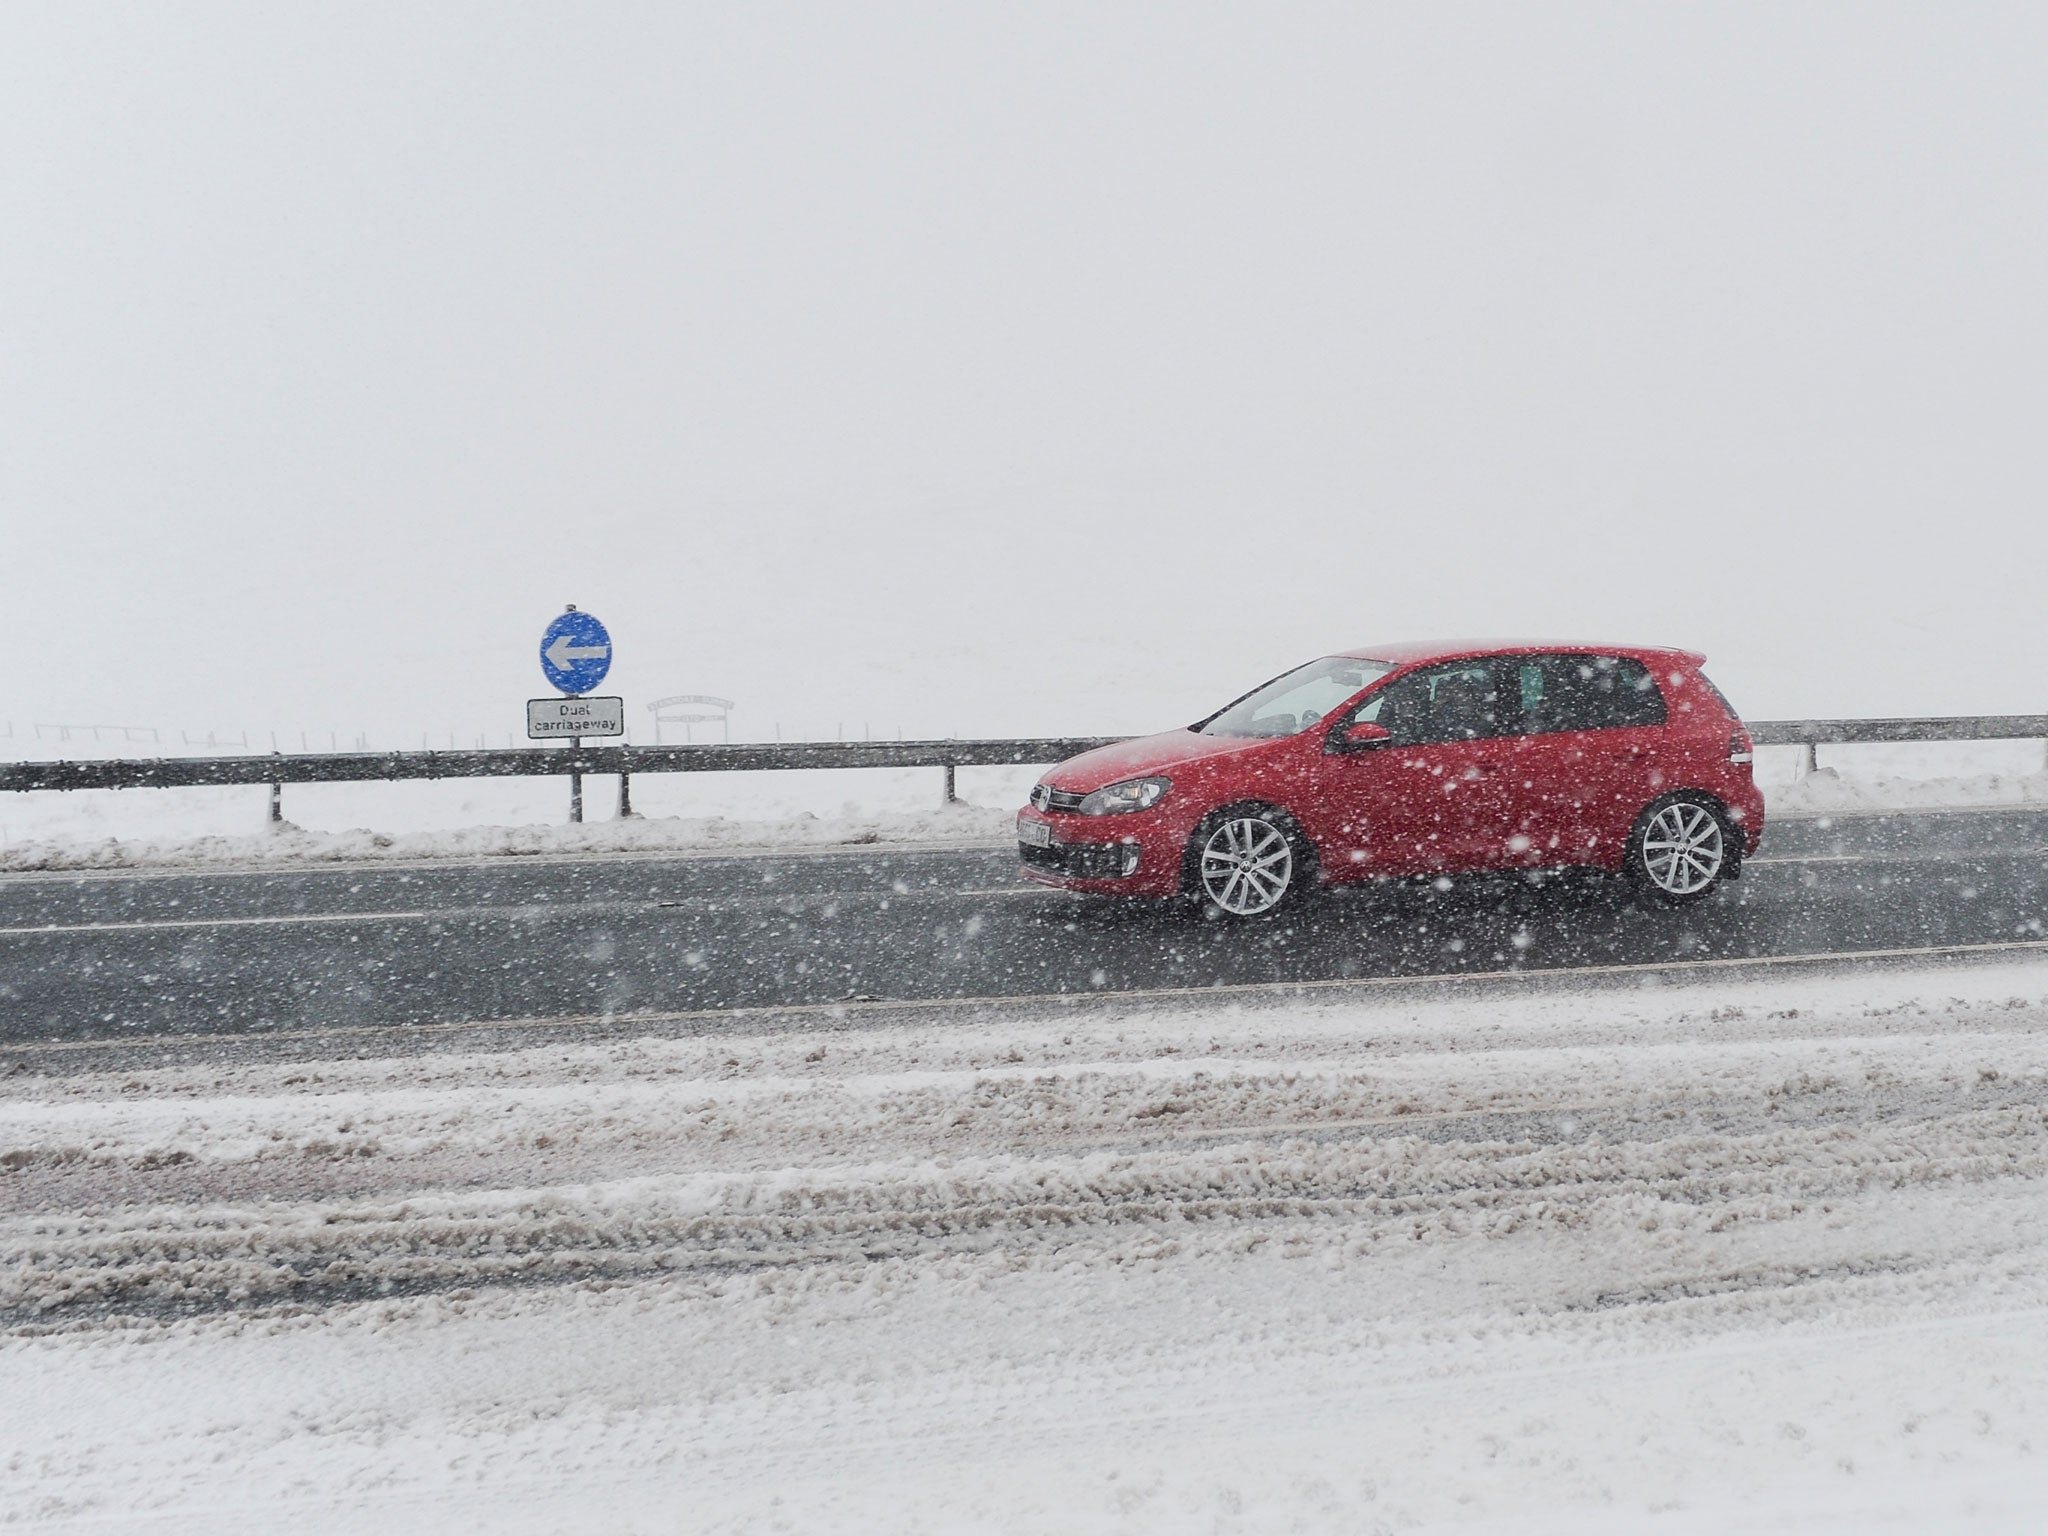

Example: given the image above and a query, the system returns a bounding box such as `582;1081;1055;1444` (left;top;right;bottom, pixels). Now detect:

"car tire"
1184;805;1313;920
1625;792;1737;906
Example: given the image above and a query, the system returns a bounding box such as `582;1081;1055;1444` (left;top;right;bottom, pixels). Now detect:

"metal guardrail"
0;738;1127;819
1746;716;2048;745
1746;717;2048;775
0;738;1123;793
0;718;2042;819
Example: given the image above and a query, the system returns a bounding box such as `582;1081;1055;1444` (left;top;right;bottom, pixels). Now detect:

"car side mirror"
1334;721;1392;751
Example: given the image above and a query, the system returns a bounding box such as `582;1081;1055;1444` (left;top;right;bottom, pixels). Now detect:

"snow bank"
6;961;2048;1531
0;800;1016;872
1768;761;2048;818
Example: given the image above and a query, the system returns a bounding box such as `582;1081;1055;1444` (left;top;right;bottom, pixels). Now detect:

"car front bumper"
1015;808;1184;896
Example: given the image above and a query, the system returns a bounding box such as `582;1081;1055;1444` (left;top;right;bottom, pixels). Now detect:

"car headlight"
1077;776;1171;815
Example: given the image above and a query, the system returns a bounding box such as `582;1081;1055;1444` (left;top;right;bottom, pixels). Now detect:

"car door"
1316;659;1518;877
1500;653;1670;865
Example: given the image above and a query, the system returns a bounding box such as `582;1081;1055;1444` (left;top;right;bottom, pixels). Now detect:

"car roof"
1337;639;1709;668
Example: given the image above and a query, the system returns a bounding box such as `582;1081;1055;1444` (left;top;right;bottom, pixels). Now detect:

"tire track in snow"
8;962;2048;1325
9;1095;2046;1322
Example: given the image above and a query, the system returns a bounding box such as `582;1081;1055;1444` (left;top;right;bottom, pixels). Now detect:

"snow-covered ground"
0;762;1038;871
7;959;2048;1532
2;740;2046;872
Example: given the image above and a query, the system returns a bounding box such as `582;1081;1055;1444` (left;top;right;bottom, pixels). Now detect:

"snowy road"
2;807;2047;1046
5;959;2048;1530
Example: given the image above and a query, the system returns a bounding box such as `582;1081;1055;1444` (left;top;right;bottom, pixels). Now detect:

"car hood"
1041;729;1263;791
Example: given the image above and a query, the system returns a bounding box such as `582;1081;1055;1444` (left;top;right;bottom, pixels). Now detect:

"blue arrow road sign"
539;609;613;694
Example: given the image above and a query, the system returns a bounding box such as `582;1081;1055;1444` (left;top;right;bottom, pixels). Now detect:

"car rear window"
1517;654;1667;733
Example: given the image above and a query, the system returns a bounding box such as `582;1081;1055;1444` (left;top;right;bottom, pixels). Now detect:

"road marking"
0;842;2036;936
15;936;2048;1056
0;839;1016;885
0;803;2042;887
0;886;1058;937
0;909;444;937
1751;855;1924;867
0;833;2030;906
4;843;2031;937
1749;853;2011;865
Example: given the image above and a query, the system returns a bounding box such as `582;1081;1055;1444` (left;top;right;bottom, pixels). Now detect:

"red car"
1017;641;1763;918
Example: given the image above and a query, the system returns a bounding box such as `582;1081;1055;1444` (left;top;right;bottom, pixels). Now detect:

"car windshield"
1197;656;1394;738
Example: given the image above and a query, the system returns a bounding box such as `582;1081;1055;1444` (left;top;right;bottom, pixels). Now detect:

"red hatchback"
1017;641;1764;918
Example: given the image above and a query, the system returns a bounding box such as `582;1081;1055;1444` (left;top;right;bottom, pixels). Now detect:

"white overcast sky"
4;2;2045;742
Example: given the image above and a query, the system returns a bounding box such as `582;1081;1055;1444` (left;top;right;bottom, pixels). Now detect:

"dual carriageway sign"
528;607;623;740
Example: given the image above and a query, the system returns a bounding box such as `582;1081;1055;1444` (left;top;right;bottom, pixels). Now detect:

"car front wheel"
1626;793;1734;905
1188;809;1305;919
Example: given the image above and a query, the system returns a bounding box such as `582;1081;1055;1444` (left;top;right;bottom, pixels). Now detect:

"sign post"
536;607;615;824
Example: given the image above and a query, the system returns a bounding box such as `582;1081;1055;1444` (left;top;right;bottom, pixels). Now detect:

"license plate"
1018;817;1053;848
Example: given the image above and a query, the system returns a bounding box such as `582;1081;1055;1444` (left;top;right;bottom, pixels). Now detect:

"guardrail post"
941;762;957;806
1801;742;1818;777
617;770;633;820
268;780;282;823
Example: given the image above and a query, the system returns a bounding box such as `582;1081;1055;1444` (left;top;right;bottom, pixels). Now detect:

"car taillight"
1728;728;1754;764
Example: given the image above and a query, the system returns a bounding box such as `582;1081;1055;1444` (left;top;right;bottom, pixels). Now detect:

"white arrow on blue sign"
539;609;613;694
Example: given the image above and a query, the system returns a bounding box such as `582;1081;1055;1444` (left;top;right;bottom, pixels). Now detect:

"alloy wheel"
1199;816;1295;916
1639;801;1725;896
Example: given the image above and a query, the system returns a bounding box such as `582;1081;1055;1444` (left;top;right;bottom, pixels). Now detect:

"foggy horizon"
7;3;2046;746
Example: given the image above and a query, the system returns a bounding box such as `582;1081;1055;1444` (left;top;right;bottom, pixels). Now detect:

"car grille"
1019;839;1131;879
1030;784;1088;813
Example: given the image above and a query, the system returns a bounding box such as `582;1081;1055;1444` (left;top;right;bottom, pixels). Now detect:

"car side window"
1517;654;1667;734
1351;661;1510;745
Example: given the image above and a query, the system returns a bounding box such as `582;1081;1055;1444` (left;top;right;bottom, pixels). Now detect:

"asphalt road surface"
2;808;2046;1047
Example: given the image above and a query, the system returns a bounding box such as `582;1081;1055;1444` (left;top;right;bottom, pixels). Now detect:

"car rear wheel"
1626;793;1734;905
1188;809;1305;919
